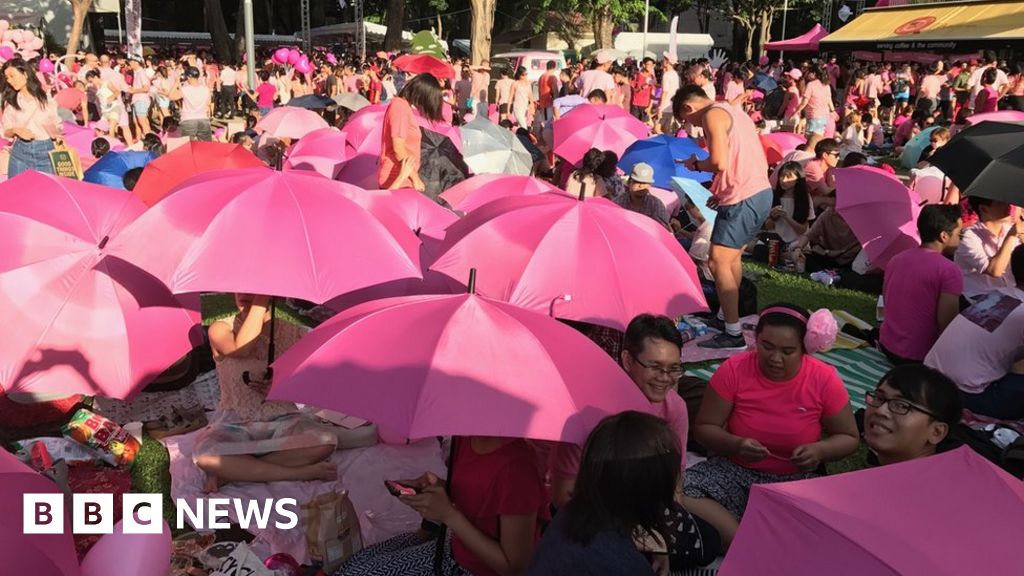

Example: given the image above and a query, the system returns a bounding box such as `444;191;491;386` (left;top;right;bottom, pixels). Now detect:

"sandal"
144;405;208;440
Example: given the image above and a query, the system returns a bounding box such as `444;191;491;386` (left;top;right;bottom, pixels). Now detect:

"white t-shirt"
660;69;680;112
220;67;237;86
773;194;816;245
968;65;1009;103
180;84;211;121
954;221;1019;300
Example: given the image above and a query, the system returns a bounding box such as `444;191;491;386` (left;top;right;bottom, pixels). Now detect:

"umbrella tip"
98;235;109;250
467;268;476;294
414;226;422;237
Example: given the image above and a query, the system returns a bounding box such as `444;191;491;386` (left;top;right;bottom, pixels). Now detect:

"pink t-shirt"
803;79;830;120
179;84;211;121
919;74;943;99
255;82;277;107
579;69;616;101
703;103;771;206
925;288;1024;394
803;158;833;197
724;80;745;104
976;86;999;114
711;351;849;475
783;85;801;118
879;247;963;361
549;392;688;479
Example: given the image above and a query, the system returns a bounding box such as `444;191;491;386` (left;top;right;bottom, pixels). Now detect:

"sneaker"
697;332;748;350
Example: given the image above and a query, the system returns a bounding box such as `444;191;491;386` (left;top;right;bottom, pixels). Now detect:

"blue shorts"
711;188;772;249
805;117;827;135
961;372;1024;421
132;100;150;116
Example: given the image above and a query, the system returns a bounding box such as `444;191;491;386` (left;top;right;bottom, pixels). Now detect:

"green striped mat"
684;347;894;410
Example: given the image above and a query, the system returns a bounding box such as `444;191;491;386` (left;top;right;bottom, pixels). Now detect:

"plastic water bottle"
810;271;835;286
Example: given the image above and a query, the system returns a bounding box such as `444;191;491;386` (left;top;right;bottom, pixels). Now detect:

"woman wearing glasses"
683;303;859;542
863;364;961;465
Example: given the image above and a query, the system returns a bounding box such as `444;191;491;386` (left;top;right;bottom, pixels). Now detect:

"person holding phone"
340;436;547;576
1;58;63;178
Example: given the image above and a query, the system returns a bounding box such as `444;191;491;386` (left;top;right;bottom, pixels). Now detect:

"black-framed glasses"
864;390;940;419
632;357;684;378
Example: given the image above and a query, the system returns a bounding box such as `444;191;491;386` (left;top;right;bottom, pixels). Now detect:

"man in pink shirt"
549;314;689;508
926;246;1024;420
879;205;964;364
578;50;616;102
676;85;772;350
916;62;945;117
802;139;840;206
469;60;491;114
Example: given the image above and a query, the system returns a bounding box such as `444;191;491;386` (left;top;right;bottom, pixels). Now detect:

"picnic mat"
684;347;894;411
93;370;220;425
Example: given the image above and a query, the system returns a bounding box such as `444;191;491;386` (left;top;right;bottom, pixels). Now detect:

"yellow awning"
821;0;1024;51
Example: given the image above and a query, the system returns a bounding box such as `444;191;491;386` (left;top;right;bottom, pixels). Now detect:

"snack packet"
61;408;141;467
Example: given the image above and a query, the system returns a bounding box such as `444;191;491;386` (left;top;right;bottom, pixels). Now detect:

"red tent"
765;24;828;52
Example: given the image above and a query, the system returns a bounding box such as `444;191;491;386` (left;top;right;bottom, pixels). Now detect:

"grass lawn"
135;268;878;525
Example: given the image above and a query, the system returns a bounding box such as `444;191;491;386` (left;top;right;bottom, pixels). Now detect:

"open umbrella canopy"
82;150;155;189
286;94;336;110
929;120;1024;205
764;23;828;52
419;128;470;201
269;291;652;444
553;104;650;166
430;193;708;330
440;173;569;213
61;122;123;170
54;87;84;110
900;125;940;168
760;132;807;165
835;166;922;270
0;449;80;576
393;54;455;80
111;168;423;303
283;127;349;179
133;141;266;206
333;91;371;112
619;135;712;189
460;117;533;176
965;110;1024;126
720;447;1024;576
0;172;201;399
255;106;329;140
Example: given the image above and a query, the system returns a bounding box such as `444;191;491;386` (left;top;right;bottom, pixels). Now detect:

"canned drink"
768;239;780;267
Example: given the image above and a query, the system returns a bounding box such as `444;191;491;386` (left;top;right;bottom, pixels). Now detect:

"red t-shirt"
538;72;558;108
378;97;421;189
711;351;849;475
451;439;548;576
631;72;654;107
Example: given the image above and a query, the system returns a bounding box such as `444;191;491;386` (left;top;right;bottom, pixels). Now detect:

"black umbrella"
287;94;336;110
419;128;470;201
752;72;778;94
930;121;1024;203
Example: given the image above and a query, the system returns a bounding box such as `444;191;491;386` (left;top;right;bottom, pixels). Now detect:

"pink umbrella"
835;166;922;270
0;449;80;576
62;122;123;170
0;172;201;399
430;194;708;331
255;106;329;140
552;104;650;165
440;173;569;213
761;132;806;165
283;126;349;179
325;188;460;311
720;447;1024;576
338;104;463;188
269;288;652;444
966;110;1024;126
111;169;422;304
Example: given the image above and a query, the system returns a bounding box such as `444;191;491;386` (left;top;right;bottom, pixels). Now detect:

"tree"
383;0;406;52
717;0;781;60
204;0;235;64
65;0;93;66
469;0;496;66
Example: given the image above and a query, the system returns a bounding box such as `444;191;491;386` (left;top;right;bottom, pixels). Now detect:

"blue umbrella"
83;150;155;189
287;94;335;110
901;125;940;169
753;72;778;94
671;177;717;225
619;135;712;189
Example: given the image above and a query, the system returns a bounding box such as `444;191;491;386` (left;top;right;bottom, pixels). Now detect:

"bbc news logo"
23;494;298;534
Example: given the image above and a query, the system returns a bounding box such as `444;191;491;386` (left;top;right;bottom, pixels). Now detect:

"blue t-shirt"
528;511;654;575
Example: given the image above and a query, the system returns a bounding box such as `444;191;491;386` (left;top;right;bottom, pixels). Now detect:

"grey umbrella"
332;92;371;112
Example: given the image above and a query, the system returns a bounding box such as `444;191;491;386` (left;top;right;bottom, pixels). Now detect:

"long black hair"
772;161;811;224
1;58;49;110
574;148;606;181
563;411;681;547
398;73;443;122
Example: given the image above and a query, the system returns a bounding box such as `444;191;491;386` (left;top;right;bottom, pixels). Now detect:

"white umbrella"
333;92;371;112
460;117;533;176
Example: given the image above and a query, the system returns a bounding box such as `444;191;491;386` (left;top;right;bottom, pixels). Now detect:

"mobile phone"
384;480;418;497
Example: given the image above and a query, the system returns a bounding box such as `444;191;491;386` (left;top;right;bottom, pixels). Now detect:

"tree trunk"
65;0;92;68
592;3;614;50
205;0;235;64
383;0;406;52
469;0;496;66
696;0;712;34
755;10;773;60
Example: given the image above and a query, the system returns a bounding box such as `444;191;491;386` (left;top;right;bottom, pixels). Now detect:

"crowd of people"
1;37;1022;576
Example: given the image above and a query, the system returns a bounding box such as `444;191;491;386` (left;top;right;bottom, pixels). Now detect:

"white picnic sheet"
164;423;446;564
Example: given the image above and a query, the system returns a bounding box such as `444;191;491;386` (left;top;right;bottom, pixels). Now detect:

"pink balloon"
2;31;13;42
273;47;290;64
81;519;171;576
10;30;23;43
287;49;301;65
30;37;43;50
21;50;39;60
0;20;9;32
38;58;54;73
0;46;13;60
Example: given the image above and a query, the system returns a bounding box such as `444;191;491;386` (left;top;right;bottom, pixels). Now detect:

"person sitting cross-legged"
925;245;1024;421
878;205;964;365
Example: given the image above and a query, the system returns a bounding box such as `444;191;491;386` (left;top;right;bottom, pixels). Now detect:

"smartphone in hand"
384;480;418;497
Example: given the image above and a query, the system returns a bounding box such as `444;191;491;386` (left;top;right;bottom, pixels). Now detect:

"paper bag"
49;145;83;179
300;490;363;572
209;542;275;576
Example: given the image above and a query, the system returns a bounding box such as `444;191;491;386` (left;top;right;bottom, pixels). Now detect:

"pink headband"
760;306;808;323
